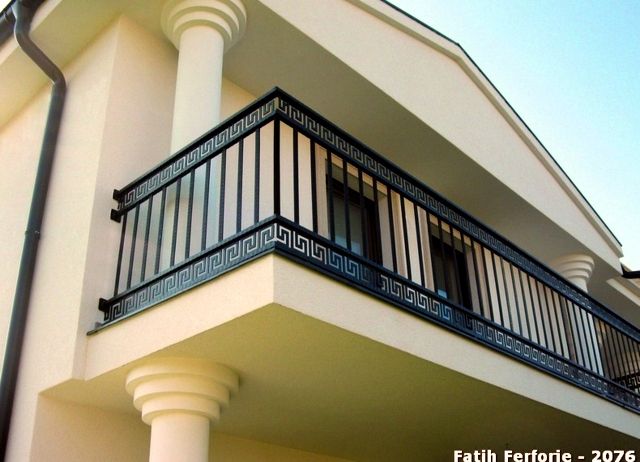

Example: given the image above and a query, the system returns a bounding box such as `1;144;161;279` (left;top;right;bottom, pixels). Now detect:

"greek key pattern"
117;98;278;211
275;95;639;340
99;223;279;323
274;222;640;412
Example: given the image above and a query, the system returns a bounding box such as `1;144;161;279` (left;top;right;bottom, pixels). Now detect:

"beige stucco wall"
30;396;150;462
0;12;260;459
0;85;48;367
30;396;352;462
1;15;177;461
2;19;121;460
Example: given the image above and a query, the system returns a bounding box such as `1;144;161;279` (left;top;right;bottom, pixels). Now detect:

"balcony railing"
96;88;640;413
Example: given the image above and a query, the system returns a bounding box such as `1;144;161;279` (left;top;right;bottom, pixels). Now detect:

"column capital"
162;0;247;51
550;253;595;292
126;357;239;425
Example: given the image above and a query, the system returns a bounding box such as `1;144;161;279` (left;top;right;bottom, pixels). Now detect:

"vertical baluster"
498;257;514;331
387;187;398;272
114;211;128;296
372;177;382;265
540;286;558;353
254;129;261;224
543;285;562;355
170;179;182;266
613;329;630;382
603;320;619;379
630;336;640;373
310;140;318;233
612;326;628;381
571;302;591;370
140;196;154;282
559;296;579;365
236;138;244;233
154;188;167;274
218;151;227;242
626;334;639;384
185;170;195;258
551;291;569;358
525;275;542;345
489;251;506;327
327;153;335;241
435;217;451;301
357;168;366;257
515;267;532;340
506;264;523;335
608;325;625;381
201;160;211;251
414;205;426;287
620;332;635;385
400;196;412;281
342;157;351;251
126;205;140;290
273;120;281;217
293;130;300;224
532;280;551;350
630;337;640;387
448;224;464;306
602;321;622;380
478;244;494;323
581;308;600;373
595;318;612;379
467;236;482;316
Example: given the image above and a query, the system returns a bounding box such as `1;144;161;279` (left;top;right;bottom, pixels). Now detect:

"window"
429;221;473;309
327;164;381;263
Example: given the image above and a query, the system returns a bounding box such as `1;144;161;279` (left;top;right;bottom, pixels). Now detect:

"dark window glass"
328;173;381;263
429;223;472;309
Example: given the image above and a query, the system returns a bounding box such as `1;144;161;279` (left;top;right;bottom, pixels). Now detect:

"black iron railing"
97;88;640;412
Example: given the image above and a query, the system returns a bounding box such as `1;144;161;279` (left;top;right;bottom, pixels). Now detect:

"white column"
126;357;239;462
162;0;247;152
550;253;595;292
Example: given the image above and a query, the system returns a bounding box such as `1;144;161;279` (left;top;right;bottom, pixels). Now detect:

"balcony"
96;88;640;414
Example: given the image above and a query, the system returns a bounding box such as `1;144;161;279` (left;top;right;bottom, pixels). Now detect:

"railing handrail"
108;87;640;340
111;87;283;218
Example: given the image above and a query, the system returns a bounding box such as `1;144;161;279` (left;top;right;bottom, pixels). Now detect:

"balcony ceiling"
50;303;638;460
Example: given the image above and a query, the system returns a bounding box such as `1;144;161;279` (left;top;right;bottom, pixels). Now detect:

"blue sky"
390;0;640;270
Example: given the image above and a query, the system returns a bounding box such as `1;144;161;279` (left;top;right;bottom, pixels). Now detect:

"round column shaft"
550;253;595;292
126;357;239;462
162;0;247;152
149;413;210;462
171;25;225;152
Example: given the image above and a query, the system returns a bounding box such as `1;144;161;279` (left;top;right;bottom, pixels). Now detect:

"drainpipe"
0;7;15;44
622;268;640;279
0;1;66;459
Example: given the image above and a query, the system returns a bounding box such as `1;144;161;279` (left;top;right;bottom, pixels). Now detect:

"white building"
1;0;639;460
